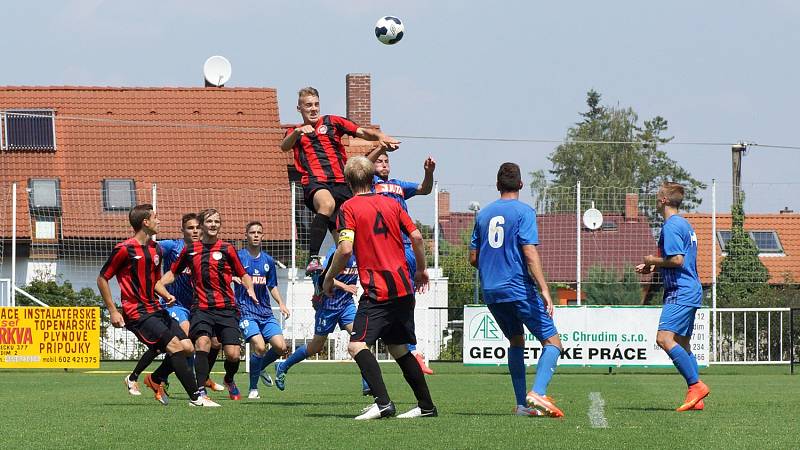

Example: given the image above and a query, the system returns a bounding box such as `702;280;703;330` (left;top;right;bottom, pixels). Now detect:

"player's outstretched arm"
522;244;554;316
356;127;400;151
416;157;436;195
97;276;124;328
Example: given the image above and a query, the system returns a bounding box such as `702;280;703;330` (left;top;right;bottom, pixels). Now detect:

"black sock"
223;359;240;384
396;351;434;410
130;348;159;381
208;347;220;373
151;356;174;385
194;350;210;391
354;349;390;405
169;353;200;401
309;214;331;257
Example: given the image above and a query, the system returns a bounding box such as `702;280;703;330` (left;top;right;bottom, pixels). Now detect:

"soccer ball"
375;16;404;45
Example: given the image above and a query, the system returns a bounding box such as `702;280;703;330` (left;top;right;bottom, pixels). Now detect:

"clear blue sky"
4;0;799;218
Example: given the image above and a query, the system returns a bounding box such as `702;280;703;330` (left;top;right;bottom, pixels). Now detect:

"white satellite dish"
583;201;603;231
203;56;232;87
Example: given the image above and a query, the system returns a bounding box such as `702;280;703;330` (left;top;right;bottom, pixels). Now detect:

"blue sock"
667;345;699;386
407;344;417;352
282;346;309;372
689;352;699;376
261;348;280;369
507;346;527;406
532;345;560;396
362;377;370;391
249;353;263;391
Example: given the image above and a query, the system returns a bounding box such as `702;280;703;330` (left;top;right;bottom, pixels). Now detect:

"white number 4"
488;216;505;248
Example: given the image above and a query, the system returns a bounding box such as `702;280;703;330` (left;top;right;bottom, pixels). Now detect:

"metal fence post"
576;181;581;306
711;179;717;361
11;183;17;306
290;182;297;353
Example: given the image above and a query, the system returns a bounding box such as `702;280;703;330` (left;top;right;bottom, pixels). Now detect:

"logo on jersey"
212;251;223;261
153;254;160;266
690;232;698;246
253;269;260;275
264;263;270;272
375;183;404;196
469;312;502;341
317;124;328;134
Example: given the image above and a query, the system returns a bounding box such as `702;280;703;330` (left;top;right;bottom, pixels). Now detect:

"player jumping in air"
469;163;564;417
323;156;436;420
234;221;291;399
635;182;710;411
281;86;400;276
98;204;216;407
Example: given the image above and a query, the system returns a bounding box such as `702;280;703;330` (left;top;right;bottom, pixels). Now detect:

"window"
102;179;136;211
28;178;61;210
717;230;783;254
2;110;56;150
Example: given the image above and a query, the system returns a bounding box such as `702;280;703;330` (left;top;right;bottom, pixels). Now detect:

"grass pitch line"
588;392;609;428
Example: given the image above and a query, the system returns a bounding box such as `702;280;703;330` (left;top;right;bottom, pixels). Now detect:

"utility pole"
731;142;747;206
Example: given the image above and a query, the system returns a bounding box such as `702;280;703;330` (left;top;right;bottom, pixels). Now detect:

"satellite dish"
583;202;603;231
203;56;232;87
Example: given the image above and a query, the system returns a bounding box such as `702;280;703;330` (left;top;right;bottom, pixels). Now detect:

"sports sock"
396;351;434;410
362;377;370;391
689;352;699;378
507;346;527;406
667;345;699;386
130;347;159;382
194;350;210;390
150;356;173;384
207;347;220;373
354;349;390;405
249;352;264;391
533;345;560;395
169;353;200;400
309;214;331;257
223;358;240;384
282;345;309;372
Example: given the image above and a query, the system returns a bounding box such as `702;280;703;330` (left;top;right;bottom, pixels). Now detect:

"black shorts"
302;182;352;214
126;309;188;352
189;308;242;346
350;295;416;346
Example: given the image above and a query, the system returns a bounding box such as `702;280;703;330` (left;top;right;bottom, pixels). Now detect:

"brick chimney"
624;193;639;222
438;190;451;219
346;73;371;126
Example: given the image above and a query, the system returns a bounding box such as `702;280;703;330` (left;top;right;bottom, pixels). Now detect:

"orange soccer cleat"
143;374;169;405
414;352;434;375
692;399;705;410
676;380;709;412
526;391;564;418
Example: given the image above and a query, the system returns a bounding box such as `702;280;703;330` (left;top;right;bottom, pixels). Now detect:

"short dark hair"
497;162;522;193
245;221;263;233
129;204;154;232
181;212;198;229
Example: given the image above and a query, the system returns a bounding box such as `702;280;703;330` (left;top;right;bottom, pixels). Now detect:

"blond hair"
660;182;685;208
344;156;375;192
298;87;319;102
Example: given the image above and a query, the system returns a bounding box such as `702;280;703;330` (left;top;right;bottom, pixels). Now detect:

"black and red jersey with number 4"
336;193;417;302
100;238;163;321
171;240;247;310
286;115;359;185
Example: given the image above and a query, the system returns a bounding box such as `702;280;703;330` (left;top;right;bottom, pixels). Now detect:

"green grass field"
1;362;798;449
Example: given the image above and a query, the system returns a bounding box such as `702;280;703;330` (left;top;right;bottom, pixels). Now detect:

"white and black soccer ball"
375;16;404;45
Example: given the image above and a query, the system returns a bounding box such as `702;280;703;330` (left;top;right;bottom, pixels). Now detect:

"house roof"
440;211;657;283
683;213;800;284
0;86;292;242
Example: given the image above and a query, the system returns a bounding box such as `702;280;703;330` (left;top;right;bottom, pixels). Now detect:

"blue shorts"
315;303;357;336
166;304;191;324
658;304;698;336
487;298;558;341
239;316;283;342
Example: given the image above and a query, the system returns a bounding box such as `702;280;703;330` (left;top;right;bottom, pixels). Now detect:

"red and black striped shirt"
171;240;247;310
287;115;359;185
337;194;417;302
100;238;163;321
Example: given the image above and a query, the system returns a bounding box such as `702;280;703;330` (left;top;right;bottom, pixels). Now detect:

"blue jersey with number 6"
470;199;539;304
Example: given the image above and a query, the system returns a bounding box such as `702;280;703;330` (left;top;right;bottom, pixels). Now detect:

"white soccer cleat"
248;389;260;399
397;406;438;418
514;405;544;417
189;395;221;407
355;402;396;420
124;376;141;396
205;379;226;392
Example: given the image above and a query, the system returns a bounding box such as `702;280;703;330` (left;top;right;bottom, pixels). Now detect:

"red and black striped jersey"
171;240;246;310
286;115;359;185
336;194;418;302
100;238;163;321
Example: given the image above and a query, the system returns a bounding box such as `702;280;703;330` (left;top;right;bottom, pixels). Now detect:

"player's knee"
180;340;194;355
273;342;289;356
252;342;267;356
348;342;367;357
225;347;240;361
655;332;674;350
307;340;323;355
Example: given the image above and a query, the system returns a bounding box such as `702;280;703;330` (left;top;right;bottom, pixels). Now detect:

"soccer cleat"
514;405;545;417
124;376;141;396
189;395;221;407
355;402;396;420
224;381;241;400
143;374;169;405
526;392;564;418
677;381;710;412
305;256;323;276
248;389;260;399
205;379;226;392
260;371;273;387
413;352;434;375
274;363;286;391
397;405;438;418
692;399;705;410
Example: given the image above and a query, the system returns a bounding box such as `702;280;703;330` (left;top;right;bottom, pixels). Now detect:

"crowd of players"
98;87;709;418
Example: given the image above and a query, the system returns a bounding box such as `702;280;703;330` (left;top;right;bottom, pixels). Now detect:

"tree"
583;265;642;305
18;279;104;308
717;194;770;307
531;90;706;216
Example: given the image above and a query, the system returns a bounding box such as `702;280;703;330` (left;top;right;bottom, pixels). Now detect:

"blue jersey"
373;175;418;246
658;215;702;307
470;199;539;304
158;239;194;308
320;245;358;310
235;249;278;320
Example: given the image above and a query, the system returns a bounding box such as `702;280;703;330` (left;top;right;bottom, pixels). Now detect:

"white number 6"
488;216;505;248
